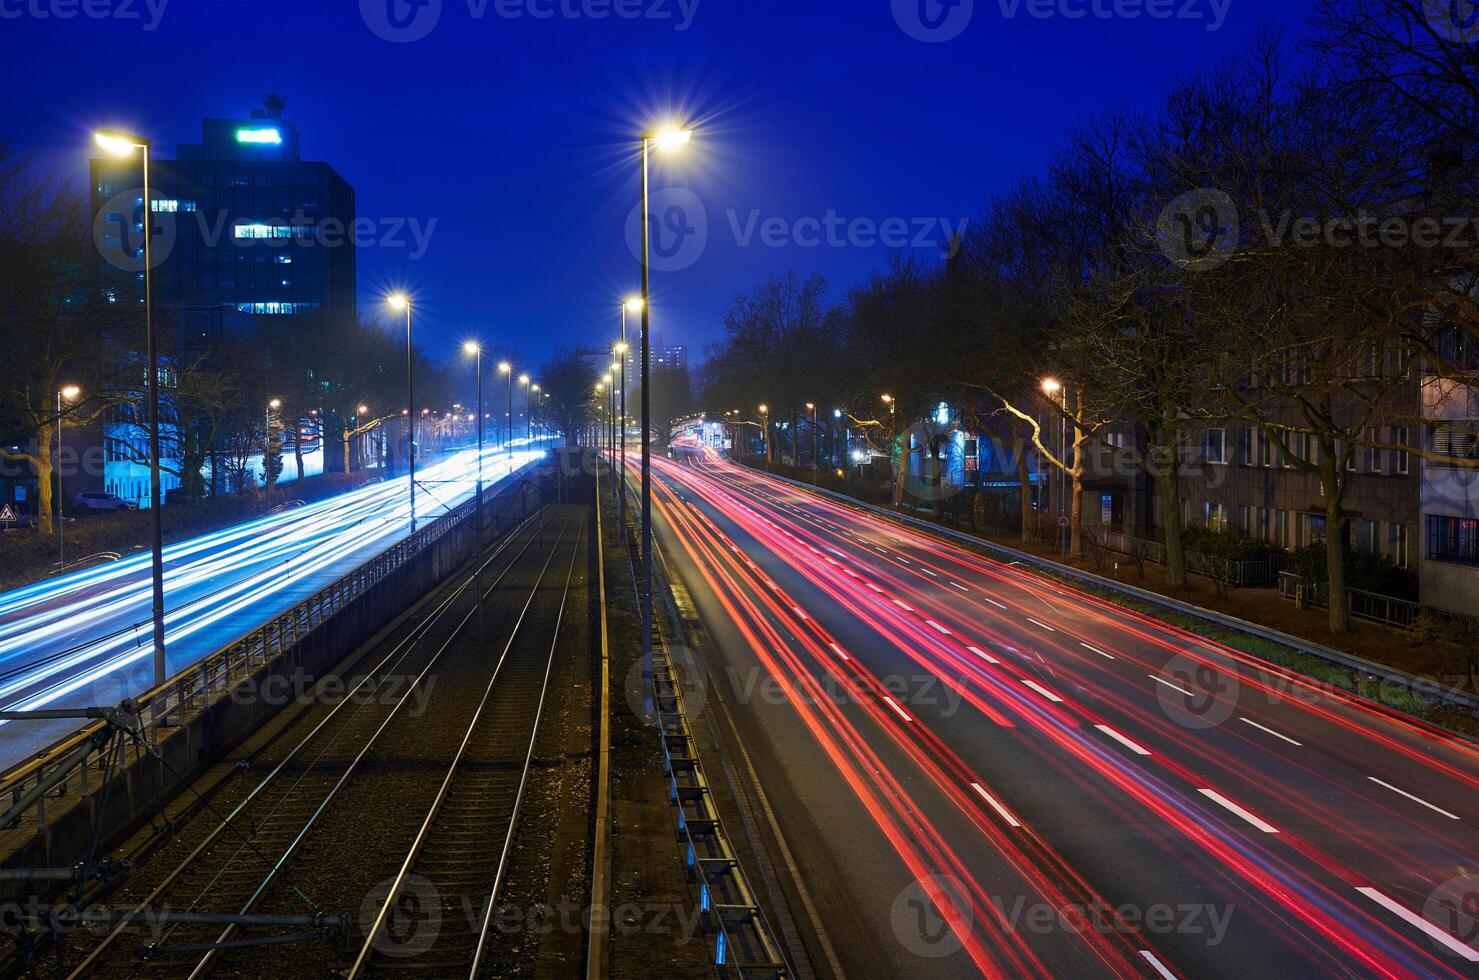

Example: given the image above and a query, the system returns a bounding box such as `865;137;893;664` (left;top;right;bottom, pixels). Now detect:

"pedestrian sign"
0;504;15;524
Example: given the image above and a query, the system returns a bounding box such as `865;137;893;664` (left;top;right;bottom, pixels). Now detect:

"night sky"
4;0;1309;367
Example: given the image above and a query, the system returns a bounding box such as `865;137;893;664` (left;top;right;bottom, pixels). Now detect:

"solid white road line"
1367;776;1460;820
1026;617;1057;632
882;696;913;722
1079;642;1115;660
1150;674;1196;698
1021;679;1064;703
926;620;952;635
970;782;1021;827
1095;724;1151;756
1239;717;1303;747
1356;886;1479;962
966;646;1000;665
828;642;851;662
1197;788;1280;834
1139;950;1179;980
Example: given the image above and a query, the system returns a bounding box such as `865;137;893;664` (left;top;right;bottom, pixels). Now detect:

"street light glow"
519;374;530;385
358;405;369;415
615;342;629;354
268;398;282;410
624;297;645;313
1042;377;1063;394
498;361;511;374
653;126;693;152
386;293;409;311
463;341;480;355
60;385;81;400
93;130;142;157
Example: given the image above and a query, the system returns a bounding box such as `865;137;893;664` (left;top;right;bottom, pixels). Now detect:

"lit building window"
233;222;316;239
151;199;198;212
235;302;321;315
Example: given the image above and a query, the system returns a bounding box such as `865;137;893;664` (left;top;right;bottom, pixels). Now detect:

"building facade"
89;99;356;506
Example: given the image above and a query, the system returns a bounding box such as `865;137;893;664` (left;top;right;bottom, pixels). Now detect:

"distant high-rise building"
88;97;357;506
91;96;356;346
624;333;688;378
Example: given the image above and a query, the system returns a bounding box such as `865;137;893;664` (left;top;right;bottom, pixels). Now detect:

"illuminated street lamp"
616;296;641;521
499;361;513;451
636;126;691;660
464;340;486;644
806;402;819;485
519;374;532;445
386;292;416;531
56;385;80;570
759;404;771;473
1042;378;1069;561
94;127;168;686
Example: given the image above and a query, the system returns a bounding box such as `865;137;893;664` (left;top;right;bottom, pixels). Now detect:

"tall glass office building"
89;99;356;505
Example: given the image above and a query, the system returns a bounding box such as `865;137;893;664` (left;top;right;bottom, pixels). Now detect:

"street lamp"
56;385;80;570
94;128;169;686
806;403;821;485
526;376;538;446
498;361;513;451
637;125;692;661
617;297;641;525
1042;377;1068;560
387;292;416;531
759;404;771;473
464;341;486;644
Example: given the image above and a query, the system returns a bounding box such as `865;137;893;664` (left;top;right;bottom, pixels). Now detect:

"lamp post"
94;129;168;687
617;297;639;526
56;385;80;570
637;125;692;660
387;293;416;531
1042;377;1068;561
519;374;531;447
499;362;513;453
759;405;771;472
464;342;486;645
265;398;282;509
530;384;540;445
806;402;818;485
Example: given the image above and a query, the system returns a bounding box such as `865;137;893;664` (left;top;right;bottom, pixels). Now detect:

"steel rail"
64;509;554;979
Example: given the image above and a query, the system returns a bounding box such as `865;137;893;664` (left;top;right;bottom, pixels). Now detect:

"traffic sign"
0;504;16;524
1058;516;1069;528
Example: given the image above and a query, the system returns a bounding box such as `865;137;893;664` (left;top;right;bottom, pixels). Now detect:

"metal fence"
1;468;544;838
1090;529;1285;587
1277;571;1479;637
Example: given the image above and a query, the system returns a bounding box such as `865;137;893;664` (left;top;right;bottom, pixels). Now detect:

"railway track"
50;510;578;979
349;517;584;976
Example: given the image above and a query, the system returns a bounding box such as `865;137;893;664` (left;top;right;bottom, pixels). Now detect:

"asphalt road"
0;443;546;769
646;446;1479;979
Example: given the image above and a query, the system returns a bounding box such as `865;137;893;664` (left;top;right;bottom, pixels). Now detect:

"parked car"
72;492;138;512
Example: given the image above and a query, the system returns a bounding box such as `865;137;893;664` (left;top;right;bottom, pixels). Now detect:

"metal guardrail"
614;461;788;979
0;464;545;838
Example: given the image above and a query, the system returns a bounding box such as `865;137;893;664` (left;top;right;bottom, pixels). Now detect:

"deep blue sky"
4;0;1310;368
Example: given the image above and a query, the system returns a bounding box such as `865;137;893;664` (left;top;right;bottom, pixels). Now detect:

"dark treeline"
698;0;1479;633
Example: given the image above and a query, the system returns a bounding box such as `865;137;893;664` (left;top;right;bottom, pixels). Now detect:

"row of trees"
699;0;1479;633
